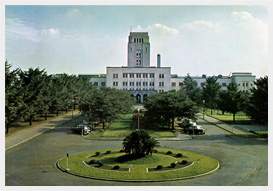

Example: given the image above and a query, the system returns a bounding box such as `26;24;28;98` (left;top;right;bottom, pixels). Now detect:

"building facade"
89;32;256;103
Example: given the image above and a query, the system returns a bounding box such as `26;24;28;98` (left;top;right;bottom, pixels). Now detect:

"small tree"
122;130;160;157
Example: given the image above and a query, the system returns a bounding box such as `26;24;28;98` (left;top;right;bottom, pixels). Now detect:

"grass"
86;114;175;139
58;148;219;181
203;109;251;125
102;114;133;137
250;131;268;138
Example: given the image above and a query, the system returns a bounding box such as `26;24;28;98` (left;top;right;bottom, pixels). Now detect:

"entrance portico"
130;90;156;103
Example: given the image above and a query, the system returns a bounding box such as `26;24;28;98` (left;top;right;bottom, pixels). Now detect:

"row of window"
116;81;158;87
117;73;159;78
93;82;105;86
134;38;144;43
171;82;252;88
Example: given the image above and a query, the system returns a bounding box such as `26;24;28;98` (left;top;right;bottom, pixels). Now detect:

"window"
101;82;105;87
123;73;128;78
172;82;176;87
143;74;148;78
123;82;128;86
150;82;154;86
159;82;164;87
113;73;118;78
113;82;118;86
94;82;98;86
179;82;183;87
130;82;134;86
130;73;134;78
159;74;164;78
246;83;248;87
150;73;154;78
136;74;141;78
222;83;226;86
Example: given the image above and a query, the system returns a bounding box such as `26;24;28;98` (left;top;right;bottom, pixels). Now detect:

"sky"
5;4;268;78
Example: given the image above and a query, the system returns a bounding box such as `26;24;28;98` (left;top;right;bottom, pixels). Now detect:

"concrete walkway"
196;113;266;137
5;111;82;151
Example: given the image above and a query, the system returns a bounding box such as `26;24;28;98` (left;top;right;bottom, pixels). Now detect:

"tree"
144;91;198;130
122;130;160;157
202;76;221;114
218;83;247;122
79;87;134;128
180;74;202;105
5;61;25;133
246;76;268;125
18;67;48;126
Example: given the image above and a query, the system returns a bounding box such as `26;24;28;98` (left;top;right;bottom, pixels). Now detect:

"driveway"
5;116;268;186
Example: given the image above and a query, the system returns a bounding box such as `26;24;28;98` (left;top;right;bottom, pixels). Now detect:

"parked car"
179;119;197;128
184;125;206;135
71;124;91;135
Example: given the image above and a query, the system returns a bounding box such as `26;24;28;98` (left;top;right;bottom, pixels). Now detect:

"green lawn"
58;148;219;181
203;110;251;125
86;114;175;139
250;130;268;138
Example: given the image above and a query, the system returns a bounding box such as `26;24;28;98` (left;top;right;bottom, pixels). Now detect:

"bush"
113;165;120;170
120;149;125;152
88;160;97;164
96;160;103;167
157;165;163;169
154;150;158;153
95;152;100;156
106;150;111;154
181;160;188;164
170;162;176;168
166;151;173;155
176;153;183;157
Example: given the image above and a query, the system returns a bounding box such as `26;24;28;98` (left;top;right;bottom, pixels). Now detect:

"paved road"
5;115;268;186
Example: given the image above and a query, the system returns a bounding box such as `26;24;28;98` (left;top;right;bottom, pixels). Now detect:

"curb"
56;157;220;183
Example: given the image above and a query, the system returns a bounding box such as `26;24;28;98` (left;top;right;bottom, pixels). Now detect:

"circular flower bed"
57;148;219;182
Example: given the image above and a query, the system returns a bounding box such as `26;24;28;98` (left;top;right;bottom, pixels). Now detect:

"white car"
71;124;91;135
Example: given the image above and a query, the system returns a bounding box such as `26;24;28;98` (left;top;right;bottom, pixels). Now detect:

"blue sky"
5;5;268;77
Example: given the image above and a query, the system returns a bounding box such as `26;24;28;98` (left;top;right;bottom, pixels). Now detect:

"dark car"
184;125;206;135
71;124;91;135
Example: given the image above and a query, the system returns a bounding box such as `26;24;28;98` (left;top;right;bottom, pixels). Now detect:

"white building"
89;32;256;103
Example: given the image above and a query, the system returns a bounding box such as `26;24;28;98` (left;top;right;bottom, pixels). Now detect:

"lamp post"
137;106;140;130
72;99;74;118
203;100;205;119
66;153;69;171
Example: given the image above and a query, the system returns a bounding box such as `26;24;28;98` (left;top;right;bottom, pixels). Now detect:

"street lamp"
137;106;140;130
72;99;74;118
203;100;205;119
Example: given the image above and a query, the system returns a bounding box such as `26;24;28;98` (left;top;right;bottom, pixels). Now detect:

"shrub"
113;165;120;170
166;151;173;155
106;150;111;154
97;160;103;167
170;162;176;168
120;149;125;152
157;165;163;170
181;160;188;164
176;153;183;157
95;152;100;156
88;160;97;164
154;150;158;153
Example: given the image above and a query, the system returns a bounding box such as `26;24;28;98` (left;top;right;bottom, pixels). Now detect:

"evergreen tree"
202;76;221;114
246;76;268;125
